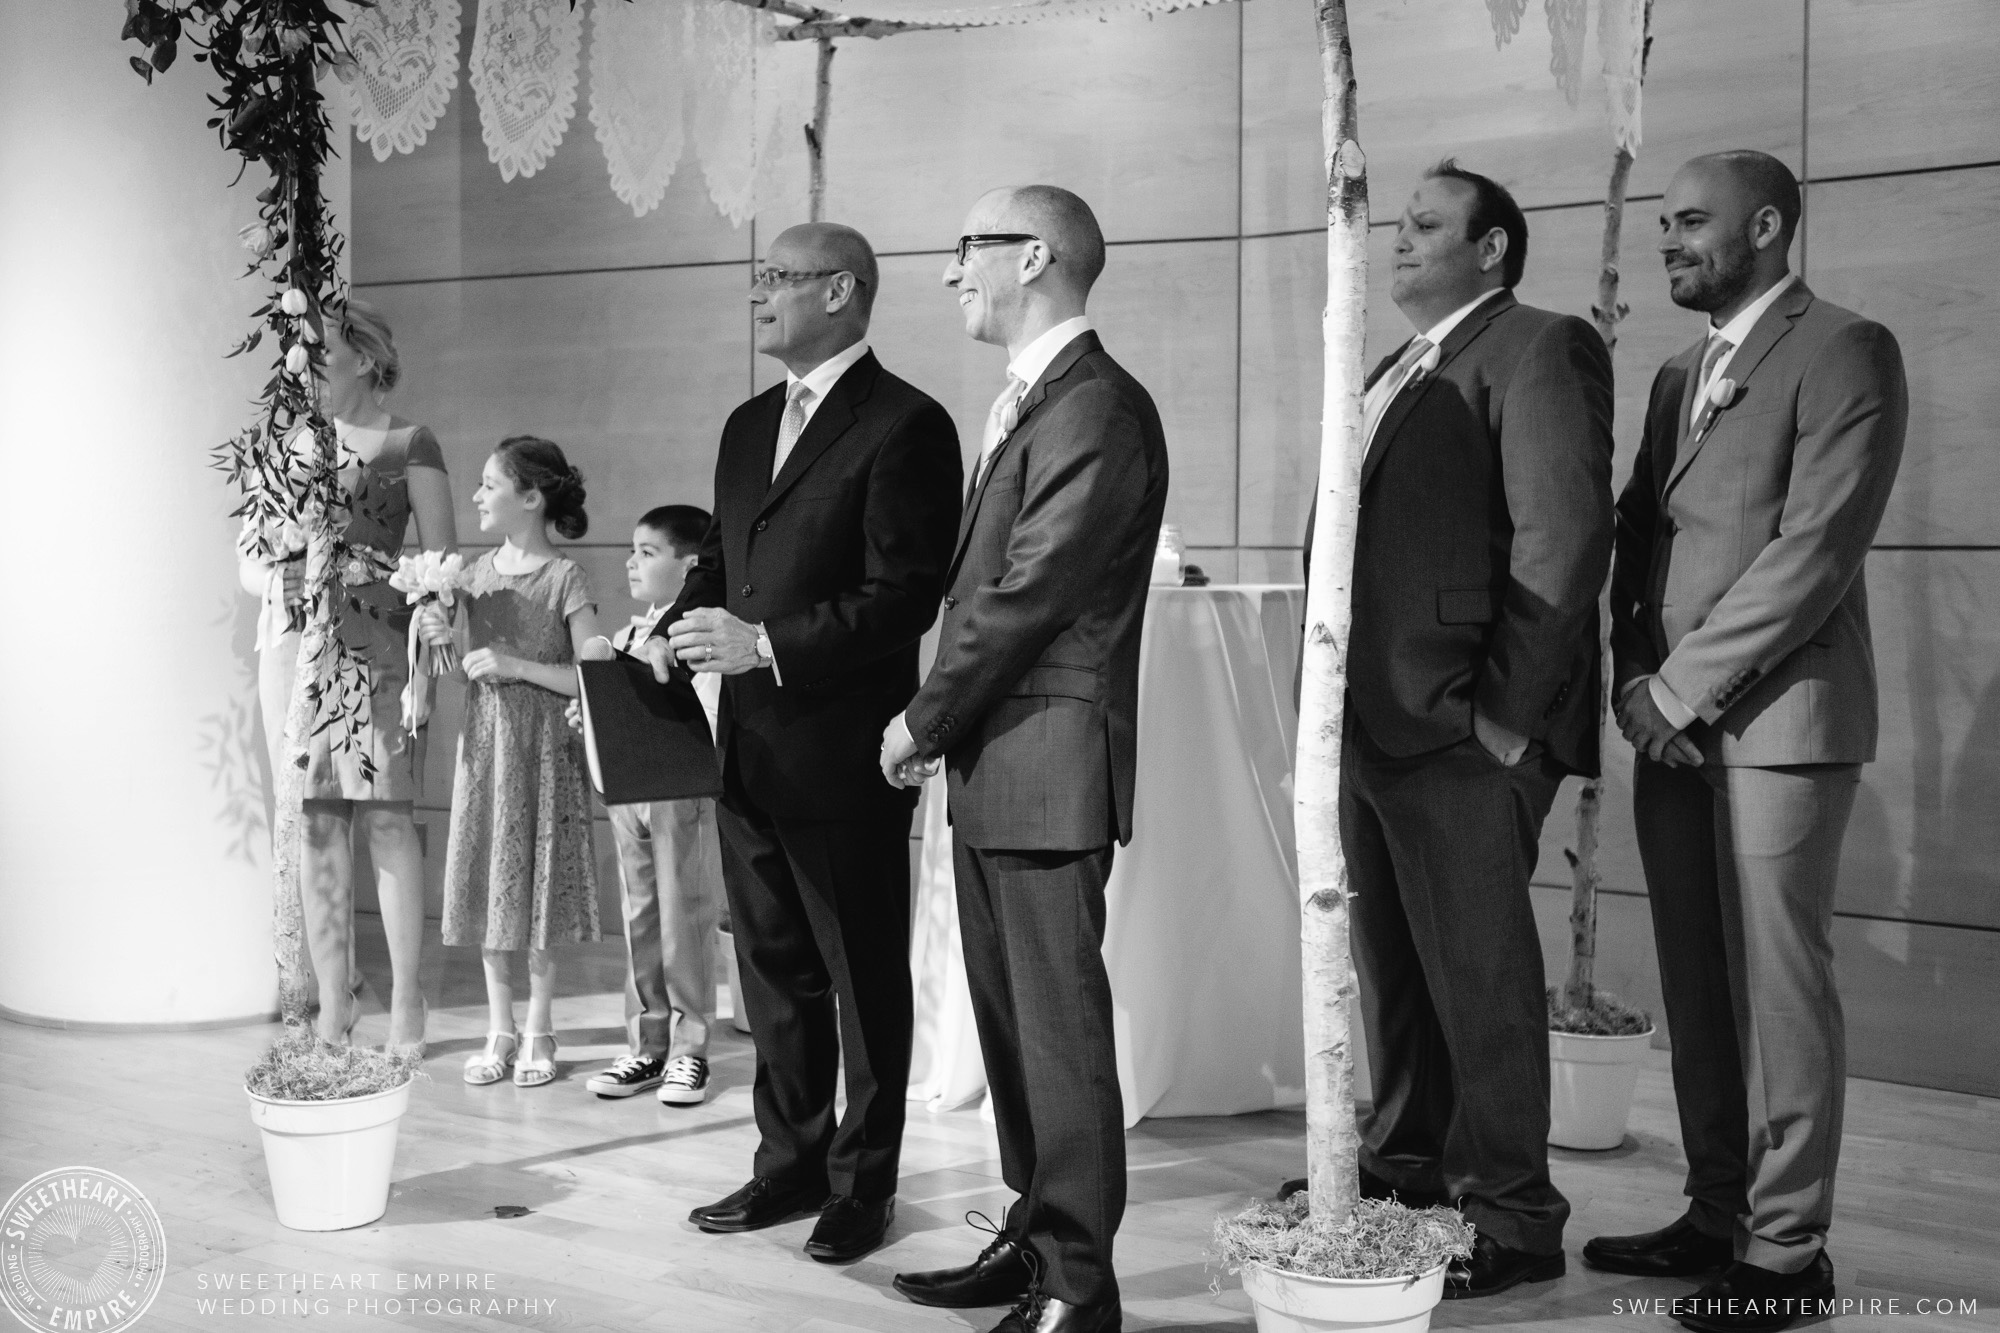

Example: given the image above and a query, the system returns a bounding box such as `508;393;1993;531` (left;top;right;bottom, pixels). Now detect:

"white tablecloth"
907;584;1311;1125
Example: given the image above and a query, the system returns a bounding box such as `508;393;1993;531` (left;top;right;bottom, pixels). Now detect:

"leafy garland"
120;0;378;1026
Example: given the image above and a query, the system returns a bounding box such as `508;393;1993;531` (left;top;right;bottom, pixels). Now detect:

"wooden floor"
2;920;1993;1333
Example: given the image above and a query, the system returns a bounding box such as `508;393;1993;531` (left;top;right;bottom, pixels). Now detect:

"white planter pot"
716;925;751;1034
1548;1027;1655;1150
246;1081;411;1231
1240;1262;1445;1333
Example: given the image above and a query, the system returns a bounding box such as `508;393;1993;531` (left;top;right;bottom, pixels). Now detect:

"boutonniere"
1694;377;1741;440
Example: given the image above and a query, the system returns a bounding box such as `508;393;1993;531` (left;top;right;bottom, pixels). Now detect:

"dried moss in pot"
246;1028;423;1102
1214;1193;1476;1281
1546;986;1653;1037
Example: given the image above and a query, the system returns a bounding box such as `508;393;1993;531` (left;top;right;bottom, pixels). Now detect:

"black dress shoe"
688;1176;829;1233
1673;1253;1834;1332
803;1195;894;1263
1583;1214;1734;1277
989;1292;1121;1333
894;1234;1036;1307
1277;1165;1447;1210
1442;1232;1566;1300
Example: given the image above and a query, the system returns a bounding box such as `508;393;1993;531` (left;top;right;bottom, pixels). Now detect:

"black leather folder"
576;653;723;804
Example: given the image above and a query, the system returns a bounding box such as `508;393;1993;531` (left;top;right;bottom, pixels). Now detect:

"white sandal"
464;1031;519;1085
514;1032;559;1088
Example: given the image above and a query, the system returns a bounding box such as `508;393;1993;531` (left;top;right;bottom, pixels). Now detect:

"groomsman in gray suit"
1588;151;1907;1333
1316;162;1614;1301
879;185;1169;1333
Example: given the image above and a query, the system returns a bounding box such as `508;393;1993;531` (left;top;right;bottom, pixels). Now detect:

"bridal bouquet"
389;550;467;676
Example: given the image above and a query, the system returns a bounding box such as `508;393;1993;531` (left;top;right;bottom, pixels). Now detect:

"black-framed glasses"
955;233;1045;264
752;265;867;290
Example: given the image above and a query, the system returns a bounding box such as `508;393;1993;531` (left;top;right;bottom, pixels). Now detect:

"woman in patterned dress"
237;300;455;1051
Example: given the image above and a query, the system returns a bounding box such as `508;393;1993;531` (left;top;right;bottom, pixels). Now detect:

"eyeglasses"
751;265;867;290
955;233;1046;264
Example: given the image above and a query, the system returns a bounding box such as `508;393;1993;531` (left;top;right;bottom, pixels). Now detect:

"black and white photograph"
0;1;1992;1330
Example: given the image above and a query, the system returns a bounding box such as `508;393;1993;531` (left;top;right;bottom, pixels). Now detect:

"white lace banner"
468;0;583;182
798;0;1231;27
347;0;461;162
1597;0;1648;153
588;0;687;216
1544;0;1590;106
686;0;761;225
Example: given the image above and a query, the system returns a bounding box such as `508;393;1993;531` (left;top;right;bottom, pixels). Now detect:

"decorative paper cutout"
1597;0;1648;152
347;0;461;162
467;0;583;182
589;0;687;216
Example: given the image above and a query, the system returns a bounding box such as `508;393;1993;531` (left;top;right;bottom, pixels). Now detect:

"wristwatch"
754;624;775;669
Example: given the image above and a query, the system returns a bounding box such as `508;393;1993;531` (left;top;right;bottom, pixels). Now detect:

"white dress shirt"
1686;272;1798;429
1651;272;1801;731
781;337;872;448
968;315;1096;483
1364;288;1504;451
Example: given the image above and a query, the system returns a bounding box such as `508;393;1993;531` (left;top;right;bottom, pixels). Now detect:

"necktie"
971;374;1027;499
773;381;814;480
1362;336;1435;454
1690;331;1733;431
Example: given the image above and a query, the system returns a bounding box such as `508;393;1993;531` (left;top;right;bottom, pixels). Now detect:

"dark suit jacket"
1610;281;1907;765
1335;291;1614;776
661;350;962;820
905;332;1170;850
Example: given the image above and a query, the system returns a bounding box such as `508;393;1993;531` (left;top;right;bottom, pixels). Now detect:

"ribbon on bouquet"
388;550;469;732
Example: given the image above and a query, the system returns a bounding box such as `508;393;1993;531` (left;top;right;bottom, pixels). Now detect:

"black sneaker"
586;1054;665;1098
658;1055;710;1106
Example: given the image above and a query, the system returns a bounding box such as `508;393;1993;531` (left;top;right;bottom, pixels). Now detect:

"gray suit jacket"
906;332;1170;850
1339;291;1615;776
1610;280;1908;765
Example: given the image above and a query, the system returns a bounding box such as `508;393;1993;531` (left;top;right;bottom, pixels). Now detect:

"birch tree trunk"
1564;0;1652;1010
1299;0;1369;1222
1562;144;1634;1010
807;37;835;220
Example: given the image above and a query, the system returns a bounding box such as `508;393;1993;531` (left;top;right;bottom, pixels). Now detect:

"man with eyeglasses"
643;222;961;1265
879;186;1169;1333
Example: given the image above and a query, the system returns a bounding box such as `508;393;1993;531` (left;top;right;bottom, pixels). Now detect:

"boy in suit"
580;505;727;1105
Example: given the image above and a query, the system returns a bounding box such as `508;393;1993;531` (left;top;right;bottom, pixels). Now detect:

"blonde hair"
336;298;401;392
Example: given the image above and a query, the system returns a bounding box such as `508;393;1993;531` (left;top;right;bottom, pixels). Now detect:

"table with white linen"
906;584;1310;1126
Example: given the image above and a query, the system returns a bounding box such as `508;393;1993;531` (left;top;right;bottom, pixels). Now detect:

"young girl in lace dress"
420;436;604;1088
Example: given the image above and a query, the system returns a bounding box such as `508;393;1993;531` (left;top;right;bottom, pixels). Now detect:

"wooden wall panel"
868;241;1241;546
1807;0;2000;179
805;6;1243;253
1836;915;2000;1096
361;264;749;546
349;42;465;285
1806;168;2000;547
1532;552;2000;936
1242;0;1805;236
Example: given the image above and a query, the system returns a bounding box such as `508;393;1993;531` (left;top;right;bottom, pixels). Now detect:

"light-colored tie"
971;374;1027;496
1362;336;1435;454
1689;331;1733;431
773;380;814;480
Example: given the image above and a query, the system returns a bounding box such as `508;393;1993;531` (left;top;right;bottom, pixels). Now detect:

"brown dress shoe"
1673;1253;1835;1333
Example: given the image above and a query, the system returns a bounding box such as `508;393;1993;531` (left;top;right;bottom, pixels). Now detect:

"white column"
0;3;349;1025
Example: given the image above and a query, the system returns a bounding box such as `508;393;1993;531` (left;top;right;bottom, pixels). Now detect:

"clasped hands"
414;602;522;682
1616;677;1704;767
878;713;937;789
633;606;762;681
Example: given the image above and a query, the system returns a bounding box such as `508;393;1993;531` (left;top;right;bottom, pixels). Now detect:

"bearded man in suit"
878;185;1170;1333
1586;151;1907;1333
1308;161;1614;1299
646;222;961;1264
